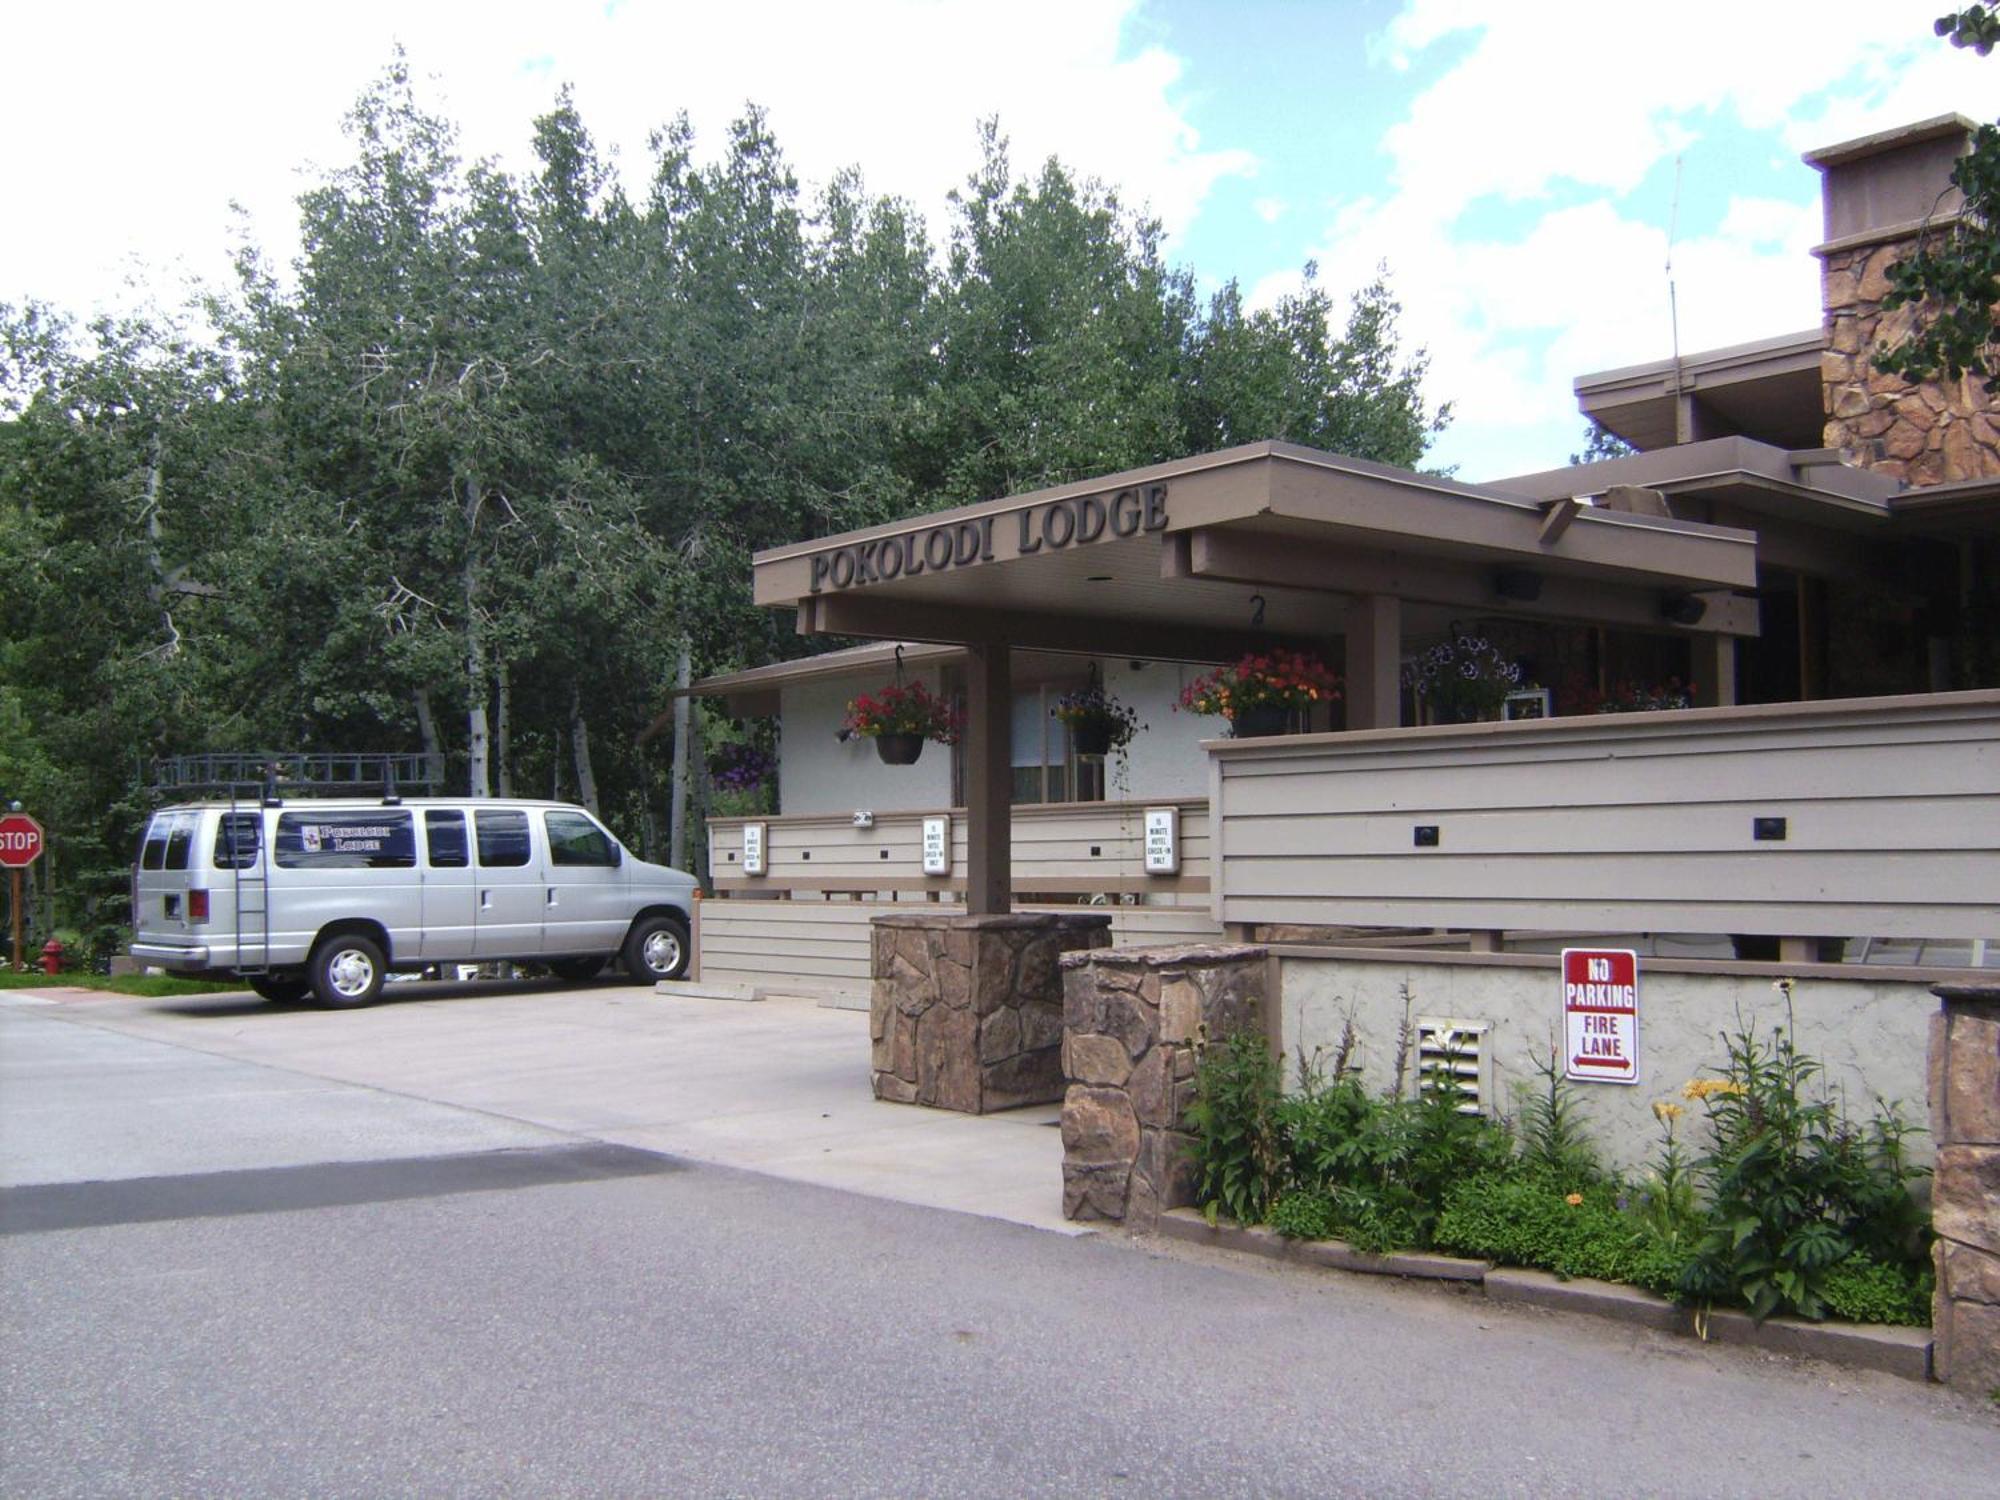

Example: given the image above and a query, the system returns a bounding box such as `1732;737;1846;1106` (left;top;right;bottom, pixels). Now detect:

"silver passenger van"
130;797;698;1007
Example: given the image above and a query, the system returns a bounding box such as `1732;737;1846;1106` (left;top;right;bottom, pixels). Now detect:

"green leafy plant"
1821;1255;1934;1327
1185;1028;1284;1228
1677;998;1931;1323
1514;1045;1604;1191
1268;1191;1339;1241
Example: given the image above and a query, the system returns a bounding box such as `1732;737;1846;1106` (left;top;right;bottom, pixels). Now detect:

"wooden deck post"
964;639;1012;916
1344;593;1402;730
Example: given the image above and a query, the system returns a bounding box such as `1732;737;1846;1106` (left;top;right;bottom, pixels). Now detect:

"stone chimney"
1808;113;1999;486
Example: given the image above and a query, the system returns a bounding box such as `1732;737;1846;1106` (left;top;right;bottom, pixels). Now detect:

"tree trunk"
462;474;491;798
495;663;514;797
668;639;692;868
140;435;180;656
570;683;600;815
413;689;443;785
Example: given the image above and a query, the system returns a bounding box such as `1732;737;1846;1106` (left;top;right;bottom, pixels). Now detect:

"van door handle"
480;890;493;910
546;888;558;907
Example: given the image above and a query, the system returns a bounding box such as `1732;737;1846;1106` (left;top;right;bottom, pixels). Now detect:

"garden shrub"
1677;1004;1932;1323
1820;1254;1934;1327
1268;1191;1339;1241
1185;1029;1284;1228
1435;1177;1663;1284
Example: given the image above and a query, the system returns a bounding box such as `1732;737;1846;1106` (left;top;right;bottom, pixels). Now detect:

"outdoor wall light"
852;810;875;829
1659;592;1707;626
835;727;854;743
1493;567;1543;602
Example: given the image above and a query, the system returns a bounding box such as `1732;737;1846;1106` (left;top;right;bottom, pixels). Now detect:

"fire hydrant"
39;939;64;976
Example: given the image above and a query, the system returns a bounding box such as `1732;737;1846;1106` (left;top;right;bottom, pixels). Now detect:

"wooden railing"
1206;689;2000;950
706;798;1211;901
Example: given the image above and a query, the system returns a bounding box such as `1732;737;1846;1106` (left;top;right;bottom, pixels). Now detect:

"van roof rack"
148;752;445;801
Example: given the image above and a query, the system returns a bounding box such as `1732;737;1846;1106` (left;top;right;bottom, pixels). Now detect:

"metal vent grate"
1416;1018;1492;1115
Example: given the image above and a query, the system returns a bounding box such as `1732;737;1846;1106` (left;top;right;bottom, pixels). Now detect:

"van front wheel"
623;915;690;983
310;935;386;1008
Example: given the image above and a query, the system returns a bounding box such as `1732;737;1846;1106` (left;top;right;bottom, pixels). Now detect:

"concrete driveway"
0;977;1080;1232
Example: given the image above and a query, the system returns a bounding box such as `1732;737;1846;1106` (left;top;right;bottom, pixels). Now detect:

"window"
475;809;531;868
212;813;262;870
140;815;180;871
426;810;469;868
1011;685;1073;805
274;811;416;869
545;810;618;867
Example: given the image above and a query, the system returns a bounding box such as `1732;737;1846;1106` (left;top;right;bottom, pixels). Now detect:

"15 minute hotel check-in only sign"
1562;947;1639;1084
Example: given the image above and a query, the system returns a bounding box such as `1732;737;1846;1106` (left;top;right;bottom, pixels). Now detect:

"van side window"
546;810;618;868
426;810;469;868
212;813;262;870
163;818;194;871
274;811;417;869
141;816;171;871
475;809;531;868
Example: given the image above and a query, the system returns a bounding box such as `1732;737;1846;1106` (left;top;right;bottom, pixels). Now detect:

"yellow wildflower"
1564;1192;1584;1207
1652;1100;1685;1123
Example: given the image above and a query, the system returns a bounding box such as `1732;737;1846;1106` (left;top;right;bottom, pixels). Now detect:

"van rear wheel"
309;934;386;1008
248;975;310;1005
623;914;690;983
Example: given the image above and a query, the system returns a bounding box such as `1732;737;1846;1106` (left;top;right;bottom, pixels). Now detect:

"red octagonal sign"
0;812;44;868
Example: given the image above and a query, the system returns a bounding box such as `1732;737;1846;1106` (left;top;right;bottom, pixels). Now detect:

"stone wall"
1060;943;1268;1225
870;911;1109;1114
1931;983;2000;1397
1821;241;2000;485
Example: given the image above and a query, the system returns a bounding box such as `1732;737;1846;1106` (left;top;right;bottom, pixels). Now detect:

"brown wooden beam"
963;639;1011;915
1185;529;1760;637
797;593;1313;662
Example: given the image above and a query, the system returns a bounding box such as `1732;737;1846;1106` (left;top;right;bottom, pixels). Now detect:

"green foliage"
1873;12;1999;391
1677;1008;1932;1323
1514;1046;1605;1190
1185;1029;1284;1228
1821;1254;1934;1327
1267;1191;1339;1241
1434;1177;1670;1286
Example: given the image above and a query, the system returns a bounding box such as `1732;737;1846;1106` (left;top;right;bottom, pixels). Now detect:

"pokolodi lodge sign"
808;483;1168;593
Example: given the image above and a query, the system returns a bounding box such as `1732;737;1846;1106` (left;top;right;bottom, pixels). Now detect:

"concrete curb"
1154;1209;1934;1383
658;981;764;1002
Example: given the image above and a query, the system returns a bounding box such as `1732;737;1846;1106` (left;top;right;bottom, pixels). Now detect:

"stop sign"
0;813;44;868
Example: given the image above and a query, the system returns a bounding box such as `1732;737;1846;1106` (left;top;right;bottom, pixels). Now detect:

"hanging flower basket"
1176;649;1341;737
842;676;961;768
1402;630;1527;724
1052;679;1141;761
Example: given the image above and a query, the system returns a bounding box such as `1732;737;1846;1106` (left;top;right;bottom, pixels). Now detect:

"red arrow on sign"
0;812;44;869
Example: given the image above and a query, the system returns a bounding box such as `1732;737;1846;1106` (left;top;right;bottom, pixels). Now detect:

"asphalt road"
3;993;1996;1498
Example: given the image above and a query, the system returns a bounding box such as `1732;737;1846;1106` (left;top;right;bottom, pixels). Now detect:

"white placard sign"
1562;947;1639;1084
1143;807;1179;875
742;822;767;876
922;816;951;875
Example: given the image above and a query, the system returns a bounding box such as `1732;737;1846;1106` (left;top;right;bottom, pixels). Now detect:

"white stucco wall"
778;674;952;815
1102;660;1215;800
773;657;1221;813
1280;955;1935;1174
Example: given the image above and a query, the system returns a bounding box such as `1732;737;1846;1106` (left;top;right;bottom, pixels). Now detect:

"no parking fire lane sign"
1563;947;1639;1084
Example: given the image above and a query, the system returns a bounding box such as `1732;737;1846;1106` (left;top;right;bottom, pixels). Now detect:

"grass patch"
0;969;248;996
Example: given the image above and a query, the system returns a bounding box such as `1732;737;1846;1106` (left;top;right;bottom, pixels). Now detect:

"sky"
7;1;1995;479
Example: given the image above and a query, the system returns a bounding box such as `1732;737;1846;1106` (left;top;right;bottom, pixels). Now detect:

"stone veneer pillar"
870;911;1110;1114
1930;982;2000;1396
1059;943;1268;1226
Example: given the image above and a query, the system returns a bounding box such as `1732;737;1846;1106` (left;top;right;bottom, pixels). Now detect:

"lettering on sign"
921;816;951;876
1562;948;1639;1085
742;822;767;877
806;484;1168;594
1143;807;1179;875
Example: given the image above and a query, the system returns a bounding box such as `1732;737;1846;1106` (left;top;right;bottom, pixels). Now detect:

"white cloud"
1311;0;1996;478
3;0;1254;320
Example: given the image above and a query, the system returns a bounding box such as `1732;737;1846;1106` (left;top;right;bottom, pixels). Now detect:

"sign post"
1561;946;1639;1085
0;812;46;974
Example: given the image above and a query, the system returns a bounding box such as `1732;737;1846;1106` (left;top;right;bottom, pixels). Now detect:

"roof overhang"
1572;330;1827;453
752;442;1764;655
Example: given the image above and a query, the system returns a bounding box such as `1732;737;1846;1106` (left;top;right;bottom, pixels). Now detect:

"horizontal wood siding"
1210;691;2000;941
696;896;1221;999
708;800;1210;897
